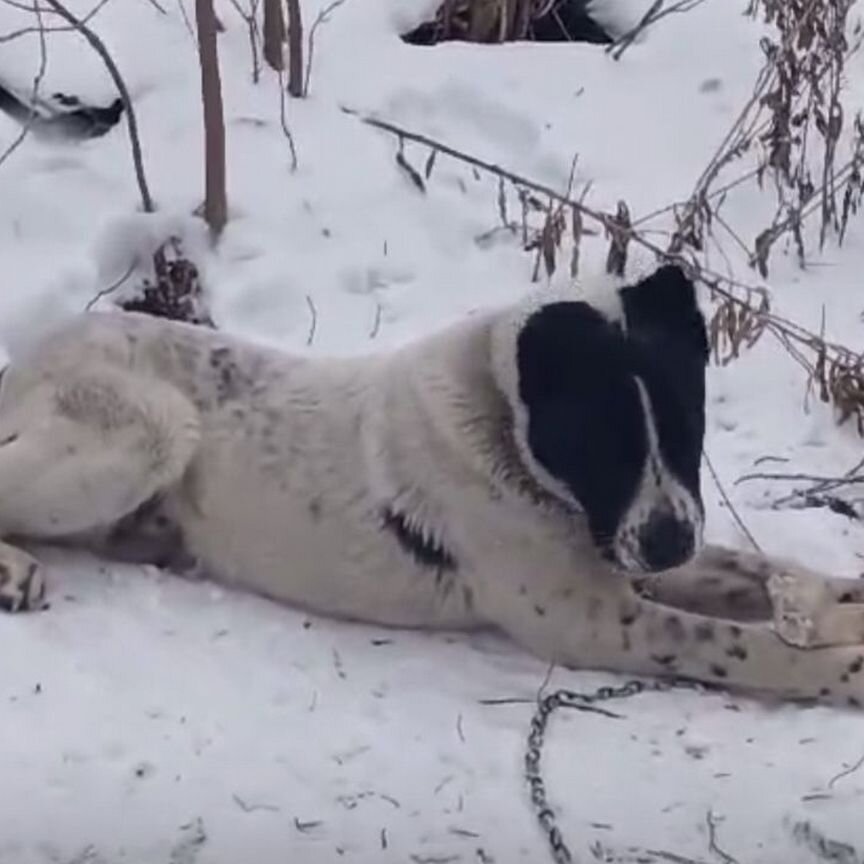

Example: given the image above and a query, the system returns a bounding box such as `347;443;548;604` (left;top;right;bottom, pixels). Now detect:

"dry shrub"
814;346;864;434
402;0;612;45
669;0;864;275
707;287;770;365
119;239;216;328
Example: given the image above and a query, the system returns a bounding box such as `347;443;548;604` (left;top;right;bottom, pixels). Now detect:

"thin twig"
736;470;864;486
646;851;712;864
633;167;762;228
0;0;46;169
479;697;622;719
0;0;111;44
227;0;261;82
608;0;664;58
609;0;708;61
84;260;138;310
768;457;864;509
0;0;62;11
827;751;864;790
305;294;317;345
175;0;195;38
705;811;740;864
277;68;299;170
232;793;280;813
535;660;556;701
43;0;156;211
302;0;348;97
704;451;762;553
369;299;382;339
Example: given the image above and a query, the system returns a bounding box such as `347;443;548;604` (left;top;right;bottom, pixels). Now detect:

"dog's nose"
639;512;694;571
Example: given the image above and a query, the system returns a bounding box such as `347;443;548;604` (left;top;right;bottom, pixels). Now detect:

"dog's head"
498;263;709;573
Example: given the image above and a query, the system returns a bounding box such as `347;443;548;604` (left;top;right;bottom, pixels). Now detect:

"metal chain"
524;677;702;864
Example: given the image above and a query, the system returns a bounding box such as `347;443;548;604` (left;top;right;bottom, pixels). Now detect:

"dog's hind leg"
0;365;200;611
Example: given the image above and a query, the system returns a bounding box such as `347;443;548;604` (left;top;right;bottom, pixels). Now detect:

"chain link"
524;677;702;864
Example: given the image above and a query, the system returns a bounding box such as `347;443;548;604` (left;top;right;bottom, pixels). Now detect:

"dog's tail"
0;80;124;140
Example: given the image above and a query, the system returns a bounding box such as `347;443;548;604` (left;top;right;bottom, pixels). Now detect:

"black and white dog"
1;263;863;705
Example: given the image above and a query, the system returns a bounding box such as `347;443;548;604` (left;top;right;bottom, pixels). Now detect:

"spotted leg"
487;562;864;708
0;364;200;611
639;544;864;647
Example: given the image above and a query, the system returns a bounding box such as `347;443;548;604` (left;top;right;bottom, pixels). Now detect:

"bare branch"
303;0;348;97
0;0;46;169
226;0;261;82
827;751;864;790
305;294;317;345
608;0;709;61
705;811;740;864
277;69;298;170
176;0;195;38
43;0;156;211
704;451;762;552
84;260;138;310
0;0;58;12
0;0;111;44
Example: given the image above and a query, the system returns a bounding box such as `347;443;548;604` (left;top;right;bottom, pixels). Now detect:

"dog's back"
1;311;492;627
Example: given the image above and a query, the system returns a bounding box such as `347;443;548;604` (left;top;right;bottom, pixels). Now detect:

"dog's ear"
516;301;624;401
619;264;709;361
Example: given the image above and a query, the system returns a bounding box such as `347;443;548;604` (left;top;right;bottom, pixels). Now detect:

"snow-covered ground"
2;1;864;861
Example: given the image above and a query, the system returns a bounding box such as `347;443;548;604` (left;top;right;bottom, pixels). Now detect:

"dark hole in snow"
402;0;613;46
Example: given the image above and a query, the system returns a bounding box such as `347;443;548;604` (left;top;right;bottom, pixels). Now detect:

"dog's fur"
2;264;864;706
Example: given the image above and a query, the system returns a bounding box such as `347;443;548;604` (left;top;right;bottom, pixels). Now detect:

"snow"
2;0;864;861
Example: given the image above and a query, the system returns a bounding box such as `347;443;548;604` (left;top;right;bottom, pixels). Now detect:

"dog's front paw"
0;549;46;612
769;570;864;649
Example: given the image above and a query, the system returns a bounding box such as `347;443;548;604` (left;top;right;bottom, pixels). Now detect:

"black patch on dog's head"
516;301;646;546
515;264;708;555
620;264;708;503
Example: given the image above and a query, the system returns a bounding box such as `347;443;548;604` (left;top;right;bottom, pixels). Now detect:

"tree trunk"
285;0;304;98
195;0;228;238
262;0;286;71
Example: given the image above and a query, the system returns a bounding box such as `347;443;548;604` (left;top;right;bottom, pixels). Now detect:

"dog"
1;263;864;707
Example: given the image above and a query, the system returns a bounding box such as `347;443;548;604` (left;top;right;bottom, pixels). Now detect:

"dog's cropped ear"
619;264;709;360
516;301;624;400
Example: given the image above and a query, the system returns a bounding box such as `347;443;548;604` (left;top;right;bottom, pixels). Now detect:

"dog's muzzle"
637;511;695;571
607;510;701;574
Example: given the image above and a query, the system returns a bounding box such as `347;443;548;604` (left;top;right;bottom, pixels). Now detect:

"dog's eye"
0;433;18;447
